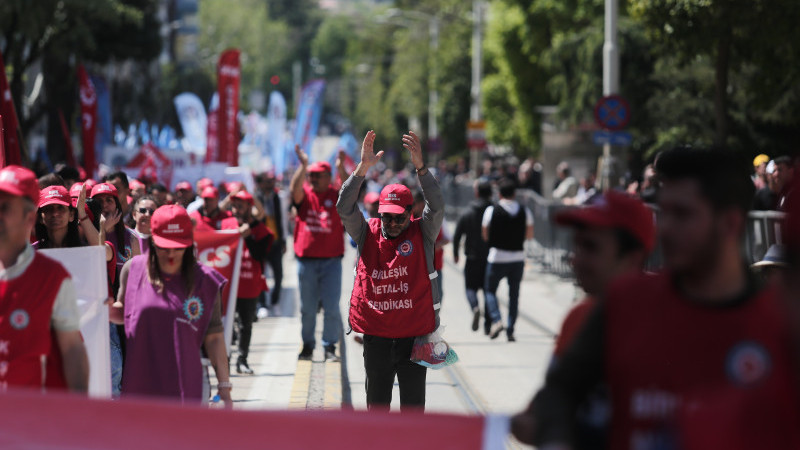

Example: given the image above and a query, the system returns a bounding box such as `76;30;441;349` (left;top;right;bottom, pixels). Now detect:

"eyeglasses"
138;207;156;215
380;212;409;225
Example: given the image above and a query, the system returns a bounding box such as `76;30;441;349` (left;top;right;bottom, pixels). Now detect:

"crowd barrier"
441;183;786;278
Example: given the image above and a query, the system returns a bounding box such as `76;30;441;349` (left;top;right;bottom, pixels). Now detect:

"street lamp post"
601;0;619;190
469;0;485;175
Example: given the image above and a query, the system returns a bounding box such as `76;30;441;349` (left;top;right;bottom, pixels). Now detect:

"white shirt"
1;244;80;331
482;199;534;263
186;197;203;213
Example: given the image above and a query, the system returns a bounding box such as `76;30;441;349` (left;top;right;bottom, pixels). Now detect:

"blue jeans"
484;261;525;336
297;257;342;347
109;323;123;397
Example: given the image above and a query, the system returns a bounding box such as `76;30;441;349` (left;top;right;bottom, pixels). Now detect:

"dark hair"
147;239;196;295
35;205;83;248
614;228;646;258
414;191;425;204
90;194;128;250
149;183;167;194
655;146;754;216
105;171;130;189
55;166;80;183
476;181;492;199
774;156;793;167
38;173;66;189
498;179;517;199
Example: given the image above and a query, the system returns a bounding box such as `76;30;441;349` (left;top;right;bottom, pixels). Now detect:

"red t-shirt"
553;297;596;357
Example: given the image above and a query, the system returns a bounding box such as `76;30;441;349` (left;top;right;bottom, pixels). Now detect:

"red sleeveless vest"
293;185;344;258
604;272;800;450
350;218;435;338
0;252;70;391
221;218;271;298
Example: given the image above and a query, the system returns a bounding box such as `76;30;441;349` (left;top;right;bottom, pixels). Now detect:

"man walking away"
453;180;492;333
255;172;285;317
482;179;533;341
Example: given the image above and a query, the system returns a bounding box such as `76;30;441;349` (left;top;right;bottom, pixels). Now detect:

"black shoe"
324;345;340;362
471;308;480;332
298;344;314;360
489;321;505;340
507;335;516;342
236;356;254;374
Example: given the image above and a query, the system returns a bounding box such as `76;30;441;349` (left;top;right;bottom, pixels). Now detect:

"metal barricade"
745;210;786;265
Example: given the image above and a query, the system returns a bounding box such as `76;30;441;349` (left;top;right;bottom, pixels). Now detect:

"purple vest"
121;255;226;403
107;227;134;273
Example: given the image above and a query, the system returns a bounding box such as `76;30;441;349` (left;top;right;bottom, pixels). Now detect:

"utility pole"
469;0;484;175
428;17;439;166
601;0;619;190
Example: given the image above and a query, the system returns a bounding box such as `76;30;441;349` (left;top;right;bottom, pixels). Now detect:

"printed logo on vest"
183;297;204;322
324;199;333;208
726;341;771;386
9;309;29;330
397;240;413;257
118;245;133;263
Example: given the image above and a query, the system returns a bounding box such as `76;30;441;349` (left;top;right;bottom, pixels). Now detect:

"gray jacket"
336;171;444;328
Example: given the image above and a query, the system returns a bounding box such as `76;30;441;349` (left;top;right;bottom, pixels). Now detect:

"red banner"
209;49;240;166
0;49;21;167
194;230;241;315
126;142;173;188
78;65;97;176
206;103;218;161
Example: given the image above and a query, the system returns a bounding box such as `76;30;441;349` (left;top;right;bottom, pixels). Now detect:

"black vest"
487;203;526;251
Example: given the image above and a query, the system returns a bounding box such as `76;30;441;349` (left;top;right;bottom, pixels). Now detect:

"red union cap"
232;190;254;205
378;184;413;215
175;181;193;192
200;186;219;199
307;161;332;174
151;205;193;249
83;179;98;192
69;183;84;198
0;165;40;204
197;177;214;190
129;179;145;191
90;182;118;198
39;186;71;208
555;190;657;252
364;192;380;205
225;181;243;193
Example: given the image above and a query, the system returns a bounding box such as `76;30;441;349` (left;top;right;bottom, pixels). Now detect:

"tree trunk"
713;24;732;147
43;54;76;166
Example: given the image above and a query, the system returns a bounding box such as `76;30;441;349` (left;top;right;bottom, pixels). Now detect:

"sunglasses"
138;207;156;215
380;212;410;225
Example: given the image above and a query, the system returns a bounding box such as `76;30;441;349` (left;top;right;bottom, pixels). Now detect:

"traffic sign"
594;95;630;131
466;120;487;150
592;130;632;147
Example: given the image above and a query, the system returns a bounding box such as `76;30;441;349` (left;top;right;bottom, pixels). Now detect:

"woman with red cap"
35;184;101;249
110;205;232;406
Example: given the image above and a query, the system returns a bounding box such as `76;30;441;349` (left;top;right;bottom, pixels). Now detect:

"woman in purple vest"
109;205;232;406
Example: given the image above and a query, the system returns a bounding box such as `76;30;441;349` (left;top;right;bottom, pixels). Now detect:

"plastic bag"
410;327;459;370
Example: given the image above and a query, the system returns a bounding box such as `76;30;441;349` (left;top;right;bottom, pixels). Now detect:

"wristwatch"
218;381;233;390
416;164;427;174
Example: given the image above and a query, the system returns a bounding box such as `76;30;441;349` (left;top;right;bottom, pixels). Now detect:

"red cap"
555;191;656;252
197;177;214;190
307;161;332;174
0;165;40;204
364;192;380;205
90;182;118;198
69;183;84;198
175;181;193;192
225;181;243;193
83;179;97;192
378;184;413;215
129;179;145;191
151;205;194;249
232;190;254;205
39;186;71;208
200;186;219;199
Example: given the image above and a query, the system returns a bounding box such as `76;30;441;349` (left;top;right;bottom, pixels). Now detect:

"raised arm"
337;131;381;248
290;145;309;206
403;131;443;242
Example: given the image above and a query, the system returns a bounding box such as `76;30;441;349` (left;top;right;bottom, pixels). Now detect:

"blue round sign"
594;95;630;131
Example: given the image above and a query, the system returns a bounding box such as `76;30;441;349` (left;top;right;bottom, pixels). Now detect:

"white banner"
39;246;110;399
174;92;208;155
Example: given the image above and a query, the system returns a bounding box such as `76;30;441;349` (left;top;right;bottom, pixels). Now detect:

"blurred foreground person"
512;147;800;449
0;166;89;392
110;206;231;406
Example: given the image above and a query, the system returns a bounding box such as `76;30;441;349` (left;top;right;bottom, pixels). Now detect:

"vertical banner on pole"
292;79;326;164
174;92;208;156
78;65;98;177
0;49;22;166
212;49;241;166
266;91;287;176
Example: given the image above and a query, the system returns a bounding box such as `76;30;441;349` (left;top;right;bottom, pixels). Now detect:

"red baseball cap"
39;186;71;208
90;182;118;198
378;184;413;215
555;190;657;252
129;179;145;191
69;182;84;198
83;179;98;192
307;161;332;174
151;205;194;249
175;181;193;192
200;186;219;199
225;181;243;193
197;177;214;190
0;165;40;204
364;192;380;205
232;190;254;205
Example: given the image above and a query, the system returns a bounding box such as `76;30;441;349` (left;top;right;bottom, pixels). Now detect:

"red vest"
604;272;800;450
0;252;70;391
221;218;272;298
293;185;344;258
190;209;232;232
350;218;436;338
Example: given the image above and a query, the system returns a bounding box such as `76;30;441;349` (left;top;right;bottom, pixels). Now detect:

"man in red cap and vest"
0;165;89;392
337;130;443;412
290;146;346;361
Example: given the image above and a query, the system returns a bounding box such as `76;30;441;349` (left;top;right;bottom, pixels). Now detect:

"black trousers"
236;297;257;359
363;335;427;412
260;244;284;307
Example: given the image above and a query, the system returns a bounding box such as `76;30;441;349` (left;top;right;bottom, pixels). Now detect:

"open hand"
359;130;383;169
76;184;88;218
103;210;122;232
402;131;424;170
295;144;309;167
